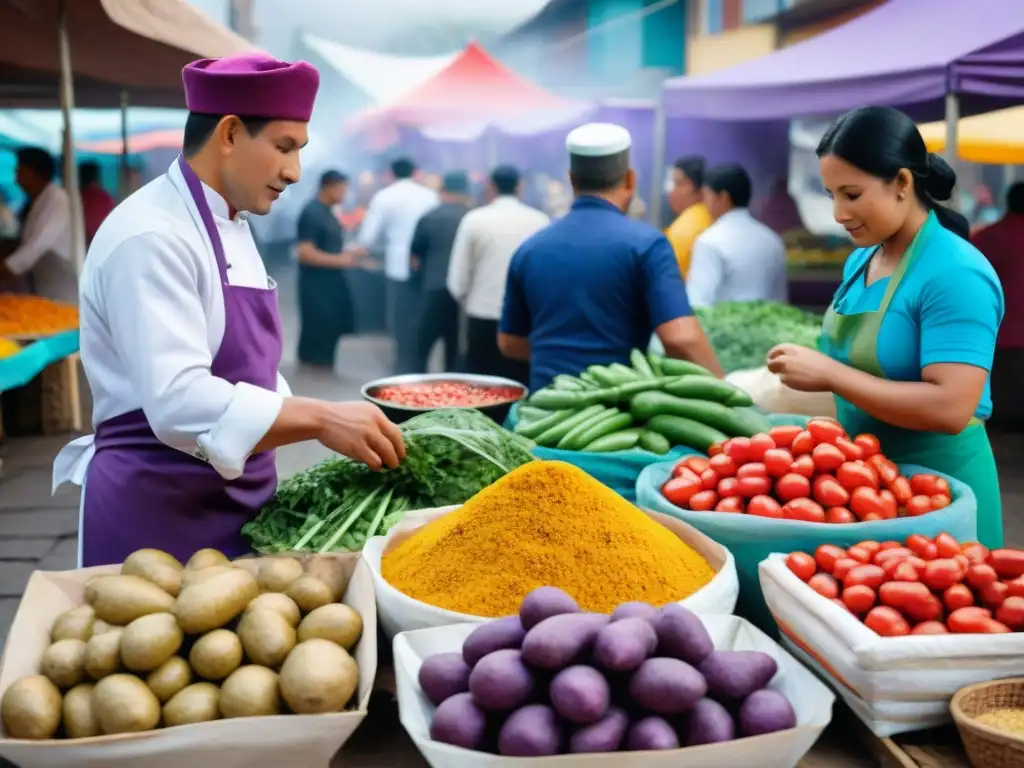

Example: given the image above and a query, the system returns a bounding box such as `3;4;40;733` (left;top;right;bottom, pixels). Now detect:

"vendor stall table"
0;331;82;441
788;267;843;311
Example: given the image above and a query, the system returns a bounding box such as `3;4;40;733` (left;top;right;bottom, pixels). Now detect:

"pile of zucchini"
515;350;771;454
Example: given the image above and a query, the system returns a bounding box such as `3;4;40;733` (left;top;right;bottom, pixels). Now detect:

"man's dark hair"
569;150;629;194
390;157;416;179
181;112;271;157
1007;182;1024;215
674;156;705;188
490;165;520;196
79;161;101;187
320;170;348;189
704;163;752;209
442;171;469;195
16;147;56;183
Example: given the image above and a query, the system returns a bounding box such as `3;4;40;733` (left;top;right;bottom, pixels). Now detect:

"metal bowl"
360;372;528;424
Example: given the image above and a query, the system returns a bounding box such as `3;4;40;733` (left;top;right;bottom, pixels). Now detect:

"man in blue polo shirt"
498;123;722;392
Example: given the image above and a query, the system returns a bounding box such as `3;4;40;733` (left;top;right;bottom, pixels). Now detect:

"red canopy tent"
345;42;575;147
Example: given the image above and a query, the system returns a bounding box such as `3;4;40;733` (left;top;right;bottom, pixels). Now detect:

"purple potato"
569;706;629;753
593;617;658;672
430;693;488;750
624;716;679;751
655;604;714;666
519;587;580;630
549;665;610;725
738;689;797;737
611;602;661;624
468;649;536;711
629;657;707;714
684;698;735;746
498;704;564;757
418;652;471;706
699;650;779;701
521;612;610;670
462;616;526;667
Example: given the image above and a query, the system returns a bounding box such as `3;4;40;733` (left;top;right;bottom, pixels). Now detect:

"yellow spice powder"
381;460;716;617
976;708;1024;735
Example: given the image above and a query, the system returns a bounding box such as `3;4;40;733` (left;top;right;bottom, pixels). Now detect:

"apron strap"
176;155;230;286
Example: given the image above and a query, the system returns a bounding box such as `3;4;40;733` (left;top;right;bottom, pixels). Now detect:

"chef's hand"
766;343;838;392
317;401;406;471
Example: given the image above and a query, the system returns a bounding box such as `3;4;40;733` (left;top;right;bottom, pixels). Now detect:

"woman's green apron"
818;213;1003;548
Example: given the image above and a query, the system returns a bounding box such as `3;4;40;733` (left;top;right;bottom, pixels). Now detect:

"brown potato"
85;575;175;625
90;619;118;637
181;565;236;590
257;558;304;593
120;613;183;672
303;558;349;601
189;630;243;681
185;548;230;571
41;639;87;689
245;593;301;627
92;674;161;734
231;558;262;578
173;569;258;634
121;549;184;596
285;575;334;614
219;666;280;718
297;604;362;650
238;610;296;668
1;676;62;739
279;639;359;714
163;682;220;727
84;627;123;680
51;605;95;643
62;683;100;738
145;657;192;703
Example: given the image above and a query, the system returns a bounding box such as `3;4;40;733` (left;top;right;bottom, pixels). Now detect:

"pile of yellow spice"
975;707;1024;736
380;460;716;617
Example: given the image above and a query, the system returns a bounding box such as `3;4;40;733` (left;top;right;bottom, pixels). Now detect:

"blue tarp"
0;331;79;393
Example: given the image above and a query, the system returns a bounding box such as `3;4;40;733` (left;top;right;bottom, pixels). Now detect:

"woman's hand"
766;344;839;392
316;401;406;471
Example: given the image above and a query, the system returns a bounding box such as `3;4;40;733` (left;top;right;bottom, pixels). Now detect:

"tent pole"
120;89;130;200
57;0;86;273
649;102;666;227
943;91;959;203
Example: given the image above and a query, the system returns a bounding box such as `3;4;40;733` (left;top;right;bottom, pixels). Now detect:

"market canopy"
918;107;1024;165
661;0;1024;122
0;0;257;108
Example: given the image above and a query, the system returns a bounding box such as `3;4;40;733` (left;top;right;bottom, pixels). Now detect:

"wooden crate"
0;352;82;439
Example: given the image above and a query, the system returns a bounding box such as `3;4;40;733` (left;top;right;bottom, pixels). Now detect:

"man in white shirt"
687;163;788;309
0;147;79;304
448;165;549;384
53;53;404;568
346;157;438;374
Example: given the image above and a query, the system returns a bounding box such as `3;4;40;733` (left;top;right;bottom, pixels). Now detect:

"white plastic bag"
726;366;837;418
363;505;739;638
759;554;1024;737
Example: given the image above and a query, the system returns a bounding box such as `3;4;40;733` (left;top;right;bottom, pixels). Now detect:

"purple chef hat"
182;53;320;122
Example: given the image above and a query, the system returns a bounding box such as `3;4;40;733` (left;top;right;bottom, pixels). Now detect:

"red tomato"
954;554;971;573
747;495;784;519
910;473;949;497
811;443;846;472
708;441;723;456
836;461;879;492
888;476;913;505
662;471;702;506
906;534;939;561
842;585;876;614
845;545;873;565
723;437;751;463
790;430;816;456
856;541;882;556
717;477;741;498
850;487;888;521
961;543;990;566
988;549;1024;579
763;448;794;478
844;564;885;590
892;562;921;583
904;495;933;517
874;547;915;566
944;584;975;612
834;436;864;461
879;540;905;550
853;433;881;458
813;475;850;508
785;552;818;582
831;558;861;583
980;581;1009;609
912;621;949;635
737;476;773;498
947;606;995;634
807;418;845;445
775;473;811;502
879;490;898;519
680;456;710;475
905;594;944;623
879;581;931;610
747;433;776;461
736;462;767;480
921;559;964;592
688;490;718;511
832;598;852;613
715;497;745;514
783;498;826;523
934;533;962;559
930;494;951;510
965;564;999;591
995;596;1024;630
700;469;719;490
867;454;899;485
808;573;839;599
826;507;857;524
708;453;738;478
881;557;924;579
1006;576;1024;599
768;424;802;449
790;455;817;478
864;606;911;637
814;544;847;574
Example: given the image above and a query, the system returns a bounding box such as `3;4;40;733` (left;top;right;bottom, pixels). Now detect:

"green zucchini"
569;411;634;450
515;408;574;439
580;371;602;387
611;376;678;400
517;405;552;425
730;406;773;435
582;428;643;453
646;414;729;453
534;404;606;446
588;365;625;388
638;429;671;455
630;391;759;437
528;388;611;411
660;358;715;377
609;363;642;383
630;349;656;379
552;375;585;391
647;351;664;376
556;407;615;450
664;377;754;406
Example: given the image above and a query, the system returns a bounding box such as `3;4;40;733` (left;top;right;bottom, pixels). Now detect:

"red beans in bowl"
372;381;524;409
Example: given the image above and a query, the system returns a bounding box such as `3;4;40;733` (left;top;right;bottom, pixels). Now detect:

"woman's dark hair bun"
924;153;956;202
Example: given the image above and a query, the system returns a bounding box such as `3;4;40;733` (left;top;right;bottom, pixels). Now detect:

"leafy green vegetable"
696;301;823;373
242;408;535;554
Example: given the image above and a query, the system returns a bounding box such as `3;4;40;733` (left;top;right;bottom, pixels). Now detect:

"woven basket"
951;677;1024;768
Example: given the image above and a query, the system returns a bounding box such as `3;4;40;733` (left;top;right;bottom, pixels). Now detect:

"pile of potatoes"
1;548;364;740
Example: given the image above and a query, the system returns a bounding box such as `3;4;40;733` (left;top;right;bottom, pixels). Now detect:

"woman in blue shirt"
767;106;1005;548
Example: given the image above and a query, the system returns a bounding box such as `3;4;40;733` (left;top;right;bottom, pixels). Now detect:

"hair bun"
924;153;956;201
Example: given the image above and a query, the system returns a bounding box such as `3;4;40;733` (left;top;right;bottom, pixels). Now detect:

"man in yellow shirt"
665;156;712;277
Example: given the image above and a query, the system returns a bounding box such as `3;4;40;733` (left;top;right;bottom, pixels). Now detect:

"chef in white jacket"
52;53;405;567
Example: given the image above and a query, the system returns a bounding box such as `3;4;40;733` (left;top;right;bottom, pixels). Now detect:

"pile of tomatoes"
372;381;524;409
785;534;1024;636
660;418;954;523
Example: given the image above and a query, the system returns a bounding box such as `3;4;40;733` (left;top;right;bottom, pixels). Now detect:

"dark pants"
415;289;460;373
297;266;353;367
466;316;530;385
990;346;1024;431
387;278;420;375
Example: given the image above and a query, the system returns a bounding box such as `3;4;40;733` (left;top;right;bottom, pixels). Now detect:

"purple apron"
81;156;283;566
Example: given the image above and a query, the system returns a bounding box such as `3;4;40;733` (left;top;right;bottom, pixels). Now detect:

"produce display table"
0;331;82;440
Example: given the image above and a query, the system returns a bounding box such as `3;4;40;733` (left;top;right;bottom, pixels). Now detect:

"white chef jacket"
357;179;439;281
686;208;789;308
52;159;292;499
5;182;81;304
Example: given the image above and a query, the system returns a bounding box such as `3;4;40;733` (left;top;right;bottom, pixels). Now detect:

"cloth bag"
726;366;837;419
636;460;978;633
